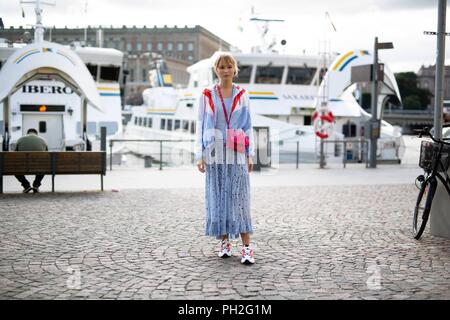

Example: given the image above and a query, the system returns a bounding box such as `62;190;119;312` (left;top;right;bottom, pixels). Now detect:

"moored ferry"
0;1;124;151
125;51;344;164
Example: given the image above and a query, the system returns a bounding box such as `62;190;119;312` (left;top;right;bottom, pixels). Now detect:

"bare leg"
240;233;250;246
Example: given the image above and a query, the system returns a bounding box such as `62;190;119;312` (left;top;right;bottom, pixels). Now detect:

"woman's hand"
247;156;253;173
197;159;205;173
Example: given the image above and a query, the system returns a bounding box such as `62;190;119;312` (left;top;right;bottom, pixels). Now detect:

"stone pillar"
430;166;450;238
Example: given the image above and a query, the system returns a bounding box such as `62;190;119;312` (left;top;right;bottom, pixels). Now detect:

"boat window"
148;118;152;128
343;122;357;137
236;64;252;83
138;117;142;126
86;64;97;80
304;115;312;126
160;118;166;130
167;119;173;131
286;67;317;85
255;66;283;84
100;66;120;82
189;71;199;88
134;117;138;125
88;122;97;134
190;121;196;134
99;121;118;134
319;67;327;84
143;117;148;127
174;120;180;130
182;120;189;131
39;121;46;133
77;121;97;135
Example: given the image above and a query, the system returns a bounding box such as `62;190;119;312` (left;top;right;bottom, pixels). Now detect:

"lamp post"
369;37;393;168
429;0;450;239
434;0;447;140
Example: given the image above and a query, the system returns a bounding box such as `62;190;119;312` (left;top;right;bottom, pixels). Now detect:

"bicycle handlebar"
418;127;450;145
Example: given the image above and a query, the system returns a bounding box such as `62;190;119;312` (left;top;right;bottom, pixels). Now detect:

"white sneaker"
218;240;232;258
241;246;255;264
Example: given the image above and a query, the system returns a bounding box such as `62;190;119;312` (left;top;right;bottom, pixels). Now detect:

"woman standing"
195;52;255;264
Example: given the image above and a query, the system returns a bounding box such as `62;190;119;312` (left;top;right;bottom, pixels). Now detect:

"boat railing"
273;139;370;169
319;139;370;168
107;138;395;170
108;138;195;171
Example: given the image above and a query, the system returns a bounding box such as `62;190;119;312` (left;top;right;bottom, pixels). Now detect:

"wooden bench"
0;151;106;193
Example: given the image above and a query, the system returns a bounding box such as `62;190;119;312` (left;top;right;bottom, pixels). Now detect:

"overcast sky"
1;0;449;73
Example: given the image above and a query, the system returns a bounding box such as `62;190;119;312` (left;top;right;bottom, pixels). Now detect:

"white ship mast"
316;12;337;110
20;0;55;43
315;12;337;168
247;6;285;53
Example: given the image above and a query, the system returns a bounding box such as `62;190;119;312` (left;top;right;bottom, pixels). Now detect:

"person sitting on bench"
15;128;48;193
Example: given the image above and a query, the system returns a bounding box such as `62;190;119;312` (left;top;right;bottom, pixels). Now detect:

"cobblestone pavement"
0;184;449;300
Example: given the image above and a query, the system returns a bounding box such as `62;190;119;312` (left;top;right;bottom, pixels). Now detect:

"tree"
403;95;422;109
395;72;433;110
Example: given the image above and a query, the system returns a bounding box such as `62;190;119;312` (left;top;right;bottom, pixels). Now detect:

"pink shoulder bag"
216;85;249;154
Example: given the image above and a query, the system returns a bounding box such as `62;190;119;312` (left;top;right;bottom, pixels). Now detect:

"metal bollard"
144;156;152;168
159;140;163;170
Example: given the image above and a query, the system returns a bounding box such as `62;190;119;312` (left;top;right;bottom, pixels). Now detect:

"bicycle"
413;127;450;239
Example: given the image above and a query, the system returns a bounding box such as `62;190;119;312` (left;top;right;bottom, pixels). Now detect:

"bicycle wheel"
413;177;437;239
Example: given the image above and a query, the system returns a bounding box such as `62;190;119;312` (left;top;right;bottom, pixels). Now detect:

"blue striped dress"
204;97;253;239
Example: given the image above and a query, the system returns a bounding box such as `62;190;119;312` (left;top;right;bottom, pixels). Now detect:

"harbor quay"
1;163;450;300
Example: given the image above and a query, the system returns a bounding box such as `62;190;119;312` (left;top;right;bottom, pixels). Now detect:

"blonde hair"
213;52;239;77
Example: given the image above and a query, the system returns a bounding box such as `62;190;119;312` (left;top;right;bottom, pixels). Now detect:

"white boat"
316;49;404;161
125;49;404;164
0;1;123;151
124;57;197;164
124;16;404;165
125;50;343;164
